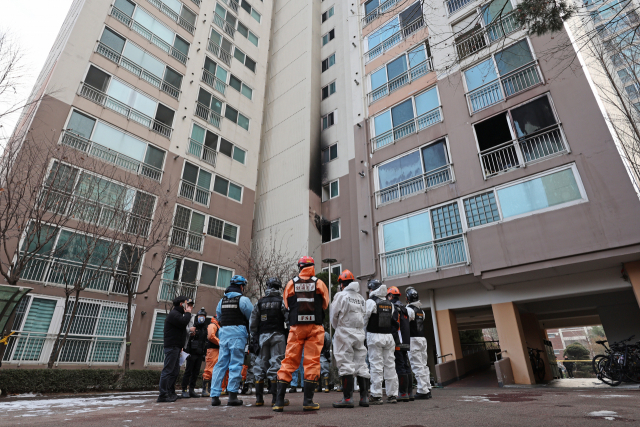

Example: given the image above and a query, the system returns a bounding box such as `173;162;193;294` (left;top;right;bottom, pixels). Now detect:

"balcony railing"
380;235;469;279
187;138;217;167
454;12;521;60
171;227;204;252
41;187;152;237
479;124;569;179
96;42;181;100
465;61;542;114
372;106;443;152
207;39;233;66
446;0;475;15
362;0;400;28
179;180;212;206
365;18;426;63
78;83;173;139
158;279;198;302
201;68;227;96
110;6;188;65
61;131;164;182
368;58;433;104
214;13;236;38
374;164;454;207
194;102;222;128
19;253;140;295
2;332;126;366
191;0;201;6
220;0;239;13
147;0;196;34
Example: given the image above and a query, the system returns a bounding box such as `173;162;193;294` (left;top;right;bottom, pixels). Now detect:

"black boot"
332;376;354;408
322;376;330;393
202;380;210;398
357;377;370;407
227;392;243;406
255;380;265;406
181;389;190;398
211;396;221;406
189;386;199;398
408;374;415;401
270;381;289;407
288;385;297;393
303;380;320;411
397;374;409;402
273;380;289;412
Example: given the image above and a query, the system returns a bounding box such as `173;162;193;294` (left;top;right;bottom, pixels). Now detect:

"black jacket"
186;319;209;356
164;305;192;348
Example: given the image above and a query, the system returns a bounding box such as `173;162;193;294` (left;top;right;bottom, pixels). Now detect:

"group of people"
157;256;433;411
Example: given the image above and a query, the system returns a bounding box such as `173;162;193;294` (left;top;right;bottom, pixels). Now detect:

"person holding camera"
157;296;193;402
181;307;209;398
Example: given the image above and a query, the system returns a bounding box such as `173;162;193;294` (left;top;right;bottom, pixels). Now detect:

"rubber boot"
332;376;354;408
357;376;370;407
211;396;221;406
189;386;199;398
303;380;320;411
273;380;289;412
181;389;190;398
270;381;289;407
227;392;243;406
322;376;330;393
397;374;409;402
255;380;265;406
408;374;415;401
202;380;210;398
288;386;297;393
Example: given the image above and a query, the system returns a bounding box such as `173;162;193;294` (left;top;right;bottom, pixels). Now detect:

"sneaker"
368;396;384;405
386;396;397;404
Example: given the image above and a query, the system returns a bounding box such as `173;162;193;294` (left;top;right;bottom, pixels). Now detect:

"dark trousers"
394;350;411;375
182;353;204;389
566;367;574;378
159;347;181;396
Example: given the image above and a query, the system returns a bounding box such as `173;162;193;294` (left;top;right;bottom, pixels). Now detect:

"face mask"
198;317;205;323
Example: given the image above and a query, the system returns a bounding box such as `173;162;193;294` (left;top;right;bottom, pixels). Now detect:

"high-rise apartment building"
4;0;640;387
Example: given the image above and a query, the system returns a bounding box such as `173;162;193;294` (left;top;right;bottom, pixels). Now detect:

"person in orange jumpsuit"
273;256;330;412
201;315;220;397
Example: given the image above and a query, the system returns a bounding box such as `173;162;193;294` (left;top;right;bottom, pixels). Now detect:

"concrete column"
435;309;463;361
625;261;640;306
520;312;553;382
492;302;535;385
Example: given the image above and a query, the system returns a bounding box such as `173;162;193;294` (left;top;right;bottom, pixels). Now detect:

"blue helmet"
229;275;248;287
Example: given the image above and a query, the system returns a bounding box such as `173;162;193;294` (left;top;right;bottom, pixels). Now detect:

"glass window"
144;145;166;169
228;183;242;201
218;268;233;287
100;28;126;53
378;151;422;189
421;139;448;173
68;111;96;139
241;0;251;13
368;17;398;49
510;96;557;138
465;59;498;91
115;0;135;16
371;68;387;90
234;48;246;63
208;217;223;238
464;192;501;227
482;0;513;24
330;180;339;198
374;111;392;135
331;221;340;240
233;147;246;164
241;85;252;99
383;212;432;252
223;223;238;242
494;39;534;75
163;67;182;88
182;162;199;184
237;22;249;38
173;36;190;56
391;99;414;126
85;66;110;92
408;44;427;68
387;56;408;81
229;75;242;92
245;57;256;72
225;106;239;123
220;139;233;157
400;2;422;26
430;203;463;239
248;32;259;46
214;176;229;196
238;114;250;130
251;9;261;23
497;168;583;218
200;264;218;287
365;0;379;16
414;87;439;116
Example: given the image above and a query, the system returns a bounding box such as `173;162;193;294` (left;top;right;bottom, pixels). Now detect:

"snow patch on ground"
588;410;619;420
458;395;498;403
580;395;632;398
0;395;151;417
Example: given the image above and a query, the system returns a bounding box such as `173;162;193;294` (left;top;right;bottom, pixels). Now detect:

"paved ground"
2;385;640;427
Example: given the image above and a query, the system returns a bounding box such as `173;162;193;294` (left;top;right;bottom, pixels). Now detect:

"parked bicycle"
528;347;546;382
592;335;640;386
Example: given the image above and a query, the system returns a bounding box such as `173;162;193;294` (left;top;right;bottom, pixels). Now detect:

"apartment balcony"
380;235;469;280
374;164;454;207
368;58;433;105
194;102;222;129
61;131;164;182
220;0;239;13
191;0;201;6
179;180;212;207
207;39;233;66
365;18;426;64
214;13;236;39
2;333;126;366
187;138;217;167
362;0;400;28
201;68;227;96
110;6;188;65
170;227;204;252
158;279;198;302
146;0;196;34
446;0;475;16
372;106;443;152
95;42;181;100
479;124;570;179
454;12;521;60
19;253;140;295
465;61;543;114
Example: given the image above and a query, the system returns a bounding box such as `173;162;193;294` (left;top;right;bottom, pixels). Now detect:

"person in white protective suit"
364;279;399;405
330;270;370;408
405;287;433;400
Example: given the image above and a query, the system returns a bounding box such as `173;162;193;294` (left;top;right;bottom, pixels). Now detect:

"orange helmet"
297;256;315;269
387;286;401;296
338;270;355;283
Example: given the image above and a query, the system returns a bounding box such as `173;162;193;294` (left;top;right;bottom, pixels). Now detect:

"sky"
0;0;75;140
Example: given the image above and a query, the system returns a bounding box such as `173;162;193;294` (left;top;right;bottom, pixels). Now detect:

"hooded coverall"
320;332;331;378
210;288;254;397
330;281;369;378
364;284;399;398
277;266;330;383
203;318;221;381
406;301;432;394
250;287;288;382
